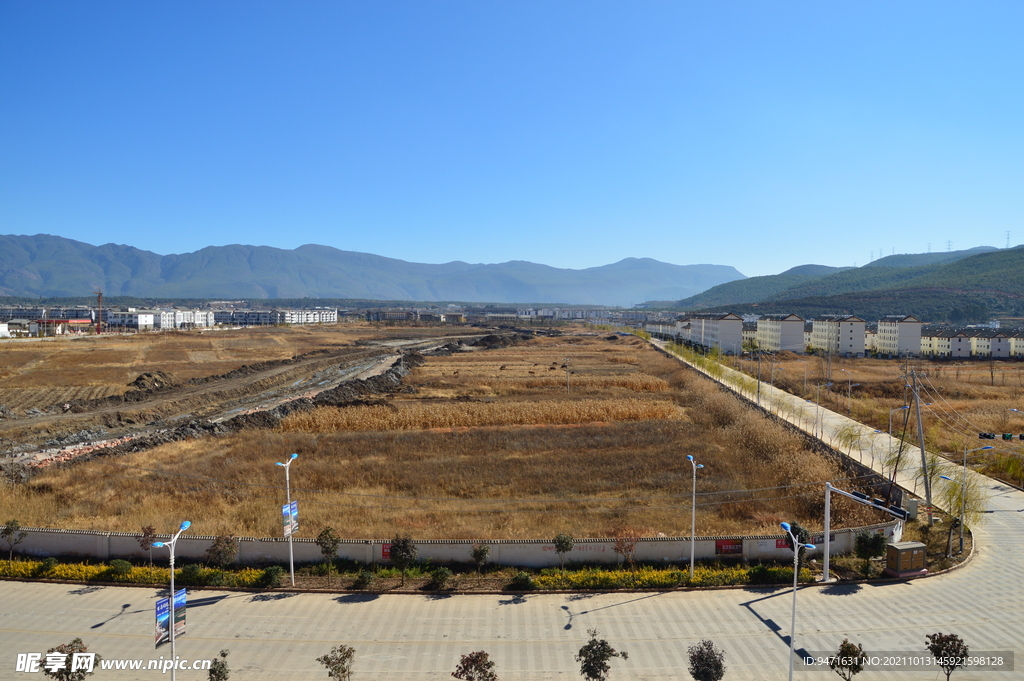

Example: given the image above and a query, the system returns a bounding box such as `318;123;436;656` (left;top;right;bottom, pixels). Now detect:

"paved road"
1;345;1022;680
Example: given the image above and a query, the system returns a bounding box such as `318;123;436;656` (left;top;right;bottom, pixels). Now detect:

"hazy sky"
2;2;1022;277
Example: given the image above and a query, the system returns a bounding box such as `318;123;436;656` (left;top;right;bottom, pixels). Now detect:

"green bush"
178;563;203;585
108;559;133;577
260;565;285;588
508;571;535;590
353;569;375;589
38;557;58;575
429;566;453;590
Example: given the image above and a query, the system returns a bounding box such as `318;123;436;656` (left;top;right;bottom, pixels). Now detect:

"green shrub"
429;566;453;590
178;563;203;585
108;559;133;577
38;557;58;575
353;569;375;589
260;565;285;588
508;571;535;590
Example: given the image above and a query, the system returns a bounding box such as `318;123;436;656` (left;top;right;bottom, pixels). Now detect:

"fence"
11;520;901;569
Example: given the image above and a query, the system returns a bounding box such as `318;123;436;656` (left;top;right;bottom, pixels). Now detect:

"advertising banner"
714;539;743;555
155;589;186;648
282;501;299;537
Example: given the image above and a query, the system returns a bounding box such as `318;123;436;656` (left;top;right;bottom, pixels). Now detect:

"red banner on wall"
715;539;743;555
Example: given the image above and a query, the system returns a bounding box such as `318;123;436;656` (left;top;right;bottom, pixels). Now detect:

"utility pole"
92;289;103;335
564;357;571;394
911;371;934;524
756;351;761;407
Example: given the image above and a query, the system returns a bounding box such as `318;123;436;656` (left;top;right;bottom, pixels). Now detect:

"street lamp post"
888;405;910;442
940;445;994;555
686;455;704;578
276;453;299;586
814;383;833;438
781;522;815;681
153;520;191;681
839;370;860;414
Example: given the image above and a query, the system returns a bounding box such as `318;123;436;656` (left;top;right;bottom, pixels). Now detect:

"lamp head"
940;475;952;480
804;543;816;550
275;462;285;466
153;542;166;548
981;445;994;450
686;455;694;462
780;522;791;532
290;453;298;460
696;464;704;469
179;521;191;532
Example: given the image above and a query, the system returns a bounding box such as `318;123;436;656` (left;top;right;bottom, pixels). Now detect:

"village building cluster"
646;313;1024;359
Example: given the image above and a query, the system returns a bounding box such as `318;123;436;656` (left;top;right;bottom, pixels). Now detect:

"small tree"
925;632;969;681
853;532;887;577
1;518;28;563
553;533;574;570
452;650;499;681
575;628;628;681
41;638;101;681
138;526;156;567
316;527;342;586
208;649;230;681
205;535;239;569
390;536;417;586
471;543;490;574
612;535;638;571
687;639;726;681
317;644;356;681
829;639;866;680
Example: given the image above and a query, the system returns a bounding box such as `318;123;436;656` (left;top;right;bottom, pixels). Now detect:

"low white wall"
12;521;901;569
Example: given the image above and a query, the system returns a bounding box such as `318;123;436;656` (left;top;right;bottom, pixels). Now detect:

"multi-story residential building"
684;312;743;354
810;315;866;357
106;310;155;329
876;315;922;357
756;314;805;353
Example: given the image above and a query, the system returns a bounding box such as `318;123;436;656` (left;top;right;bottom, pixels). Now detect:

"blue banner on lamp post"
282;501;299;537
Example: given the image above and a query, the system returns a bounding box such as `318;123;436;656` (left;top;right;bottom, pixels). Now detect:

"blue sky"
2;2;1022;277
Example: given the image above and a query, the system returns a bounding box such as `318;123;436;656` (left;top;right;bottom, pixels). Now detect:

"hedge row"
0;559;283;588
533;564;812;590
0;558;811;590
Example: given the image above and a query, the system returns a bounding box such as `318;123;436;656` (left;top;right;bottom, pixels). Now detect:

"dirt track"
0;332;494;471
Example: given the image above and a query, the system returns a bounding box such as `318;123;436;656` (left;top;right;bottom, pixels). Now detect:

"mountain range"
0;234;743;307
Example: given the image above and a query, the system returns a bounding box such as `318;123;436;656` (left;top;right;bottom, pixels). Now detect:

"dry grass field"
732;352;1024;486
1;331;884;540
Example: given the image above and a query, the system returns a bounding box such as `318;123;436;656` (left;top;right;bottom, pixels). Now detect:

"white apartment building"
876;315;922;357
756;314;805;352
810;316;866;357
685;312;743;354
106;310;155;329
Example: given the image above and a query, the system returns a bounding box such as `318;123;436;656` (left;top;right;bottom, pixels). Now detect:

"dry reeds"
280;398;684;432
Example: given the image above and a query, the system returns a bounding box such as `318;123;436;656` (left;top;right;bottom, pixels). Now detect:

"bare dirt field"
0;328;884;540
0;324;475;455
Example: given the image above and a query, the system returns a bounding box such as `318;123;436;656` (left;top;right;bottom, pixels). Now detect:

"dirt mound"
128;372;177;391
471;333;532;349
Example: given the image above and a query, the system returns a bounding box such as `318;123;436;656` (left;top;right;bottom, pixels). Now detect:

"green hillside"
675;264;849;308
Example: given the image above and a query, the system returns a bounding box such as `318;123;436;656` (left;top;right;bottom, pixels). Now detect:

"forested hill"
720;247;1024;323
675;264;850;308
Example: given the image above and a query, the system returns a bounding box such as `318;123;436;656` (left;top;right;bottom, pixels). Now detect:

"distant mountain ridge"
676;247;1001;309
0;234;744;307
